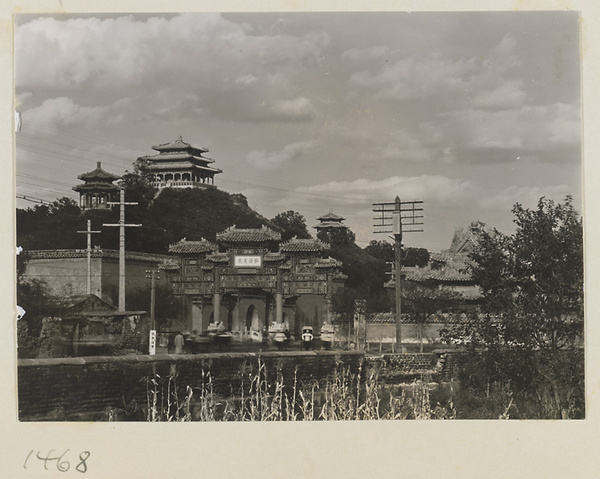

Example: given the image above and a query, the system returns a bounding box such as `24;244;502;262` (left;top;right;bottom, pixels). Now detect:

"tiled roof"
26;249;169;262
72;182;120;192
280;238;329;253
405;267;472;283
61;294;117;313
151;136;208;154
206;252;229;263
216;226;281;243
315;257;343;268
160;260;180;271
314;221;348;229
263;252;285;262
141;153;216;164
168;239;217;254
77;162;120;181
317;212;345;221
144;162;222;173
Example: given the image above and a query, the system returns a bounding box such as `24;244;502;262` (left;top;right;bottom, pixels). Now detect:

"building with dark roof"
165;228;346;338
139;136;222;190
72;161;120;210
385;222;485;306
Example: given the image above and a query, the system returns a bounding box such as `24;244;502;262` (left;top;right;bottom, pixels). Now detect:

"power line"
16;194;52;205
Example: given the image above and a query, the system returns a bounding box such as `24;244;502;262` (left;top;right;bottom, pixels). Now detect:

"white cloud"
347;33;524;109
479;185;573;211
247;140;315;169
341;45;390;61
299;175;473;204
473;80;527;109
451;103;580;151
271;97;316;121
16;14;329;123
235;74;258;85
348;55;478;101
22;96;131;128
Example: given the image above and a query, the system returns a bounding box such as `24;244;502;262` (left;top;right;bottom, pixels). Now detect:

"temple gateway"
163;226;346;339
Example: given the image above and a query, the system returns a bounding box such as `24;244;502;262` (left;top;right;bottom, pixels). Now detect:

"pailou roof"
216;225;281;243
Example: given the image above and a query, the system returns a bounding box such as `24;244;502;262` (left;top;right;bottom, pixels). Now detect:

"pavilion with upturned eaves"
139;136;222;190
72;162;120;210
314;212;348;233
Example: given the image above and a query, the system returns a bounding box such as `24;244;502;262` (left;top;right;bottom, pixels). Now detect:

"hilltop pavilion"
139;136;222;190
72;162;120;210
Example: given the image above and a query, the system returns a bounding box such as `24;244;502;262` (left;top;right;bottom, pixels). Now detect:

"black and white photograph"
4;2;599;477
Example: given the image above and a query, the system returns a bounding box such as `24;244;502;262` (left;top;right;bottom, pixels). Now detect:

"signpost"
149;329;156;356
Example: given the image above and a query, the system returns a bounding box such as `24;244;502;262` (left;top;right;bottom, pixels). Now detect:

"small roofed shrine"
72;161;120;210
139;136;223;189
163;226;346;340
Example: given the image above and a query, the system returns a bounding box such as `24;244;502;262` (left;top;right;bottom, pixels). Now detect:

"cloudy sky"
15;11;581;251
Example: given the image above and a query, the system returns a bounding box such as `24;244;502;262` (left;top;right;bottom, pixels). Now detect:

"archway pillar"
276;292;283;324
191;298;203;334
232;294;241;331
213;292;221;324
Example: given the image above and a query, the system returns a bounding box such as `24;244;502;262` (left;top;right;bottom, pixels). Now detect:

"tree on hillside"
442;196;584;418
320;228;391;314
365;240;394;262
403;248;430;268
317;226;355;246
17;197;82;250
365;240;429;267
270;210;311;241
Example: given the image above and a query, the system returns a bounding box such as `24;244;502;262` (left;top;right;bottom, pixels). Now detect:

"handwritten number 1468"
24;450;90;473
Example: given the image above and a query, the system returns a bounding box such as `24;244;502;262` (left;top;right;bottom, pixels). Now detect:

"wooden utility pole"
77;219;101;295
373;196;423;352
145;269;160;330
104;189;140;311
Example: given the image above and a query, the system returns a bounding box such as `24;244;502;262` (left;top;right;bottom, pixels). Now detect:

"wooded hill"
17;175;428;313
17;187;274;254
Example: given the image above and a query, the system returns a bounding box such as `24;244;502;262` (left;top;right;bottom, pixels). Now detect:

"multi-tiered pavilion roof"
140;136;222;190
314;212;348;231
72;161;120;210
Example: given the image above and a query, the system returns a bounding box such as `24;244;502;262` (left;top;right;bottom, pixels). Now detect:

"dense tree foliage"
403;248;430;268
365;240;429;267
442;196;584;418
17;182;274;255
270;210;311;241
126;283;182;329
320;230;391;314
17;197;83;250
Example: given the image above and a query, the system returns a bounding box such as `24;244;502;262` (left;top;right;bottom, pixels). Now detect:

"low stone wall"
18;351;365;421
18;350;458;421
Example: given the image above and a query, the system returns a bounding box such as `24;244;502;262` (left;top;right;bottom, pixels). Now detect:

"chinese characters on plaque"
234;255;262;267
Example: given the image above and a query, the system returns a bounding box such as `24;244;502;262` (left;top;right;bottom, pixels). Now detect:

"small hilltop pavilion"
314;212;348;233
72;162;121;210
139;136;223;190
